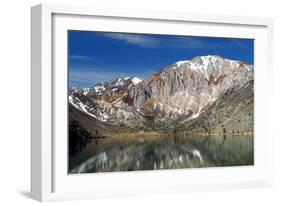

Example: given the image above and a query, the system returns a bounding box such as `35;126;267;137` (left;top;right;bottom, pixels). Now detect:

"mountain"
87;76;142;103
179;79;254;134
69;76;146;129
128;55;253;123
69;87;90;96
69;55;254;136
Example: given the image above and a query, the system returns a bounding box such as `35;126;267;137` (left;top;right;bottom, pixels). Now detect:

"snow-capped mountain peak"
69;55;253;128
172;55;252;80
131;77;142;85
175;60;189;67
69;87;91;95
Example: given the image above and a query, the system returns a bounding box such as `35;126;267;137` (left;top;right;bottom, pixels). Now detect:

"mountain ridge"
69;55;254;136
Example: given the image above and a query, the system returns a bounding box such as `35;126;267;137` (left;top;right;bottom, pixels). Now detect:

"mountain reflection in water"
69;134;253;174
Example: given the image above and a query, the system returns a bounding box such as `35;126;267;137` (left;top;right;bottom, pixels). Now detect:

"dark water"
69;134;254;174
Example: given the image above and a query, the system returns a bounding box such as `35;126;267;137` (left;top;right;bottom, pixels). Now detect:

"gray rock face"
129;55;253;122
181;80;254;134
69;55;254;129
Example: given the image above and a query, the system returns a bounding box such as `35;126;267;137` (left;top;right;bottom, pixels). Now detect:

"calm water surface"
69;134;253;174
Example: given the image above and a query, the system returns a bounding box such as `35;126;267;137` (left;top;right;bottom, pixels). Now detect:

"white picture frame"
31;3;274;202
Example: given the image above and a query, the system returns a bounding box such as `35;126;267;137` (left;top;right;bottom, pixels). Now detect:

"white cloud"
102;33;159;47
69;65;155;87
70;55;92;60
102;33;208;49
169;36;203;48
230;39;252;51
69;69;131;86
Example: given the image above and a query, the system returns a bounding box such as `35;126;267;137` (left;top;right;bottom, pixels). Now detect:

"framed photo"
31;3;274;201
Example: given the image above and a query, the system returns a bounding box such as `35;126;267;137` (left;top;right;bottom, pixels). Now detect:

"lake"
69;134;253;174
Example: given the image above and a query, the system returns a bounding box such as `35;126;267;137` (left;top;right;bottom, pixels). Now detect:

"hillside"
178;80;254;134
69;55;254;135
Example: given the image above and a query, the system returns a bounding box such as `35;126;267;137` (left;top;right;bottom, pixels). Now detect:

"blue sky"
68;31;254;88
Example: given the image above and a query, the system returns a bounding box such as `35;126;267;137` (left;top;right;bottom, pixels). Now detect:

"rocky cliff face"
180;80;254;134
69;55;254;133
69;76;146;128
128;55;253;122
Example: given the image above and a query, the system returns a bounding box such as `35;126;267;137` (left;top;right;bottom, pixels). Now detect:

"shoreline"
93;131;254;140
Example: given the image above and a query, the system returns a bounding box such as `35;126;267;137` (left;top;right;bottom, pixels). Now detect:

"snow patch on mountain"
93;85;106;95
82;88;90;95
69;95;107;122
175;60;189;67
69;55;253;128
115;78;125;86
131;77;142;85
173;55;245;80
